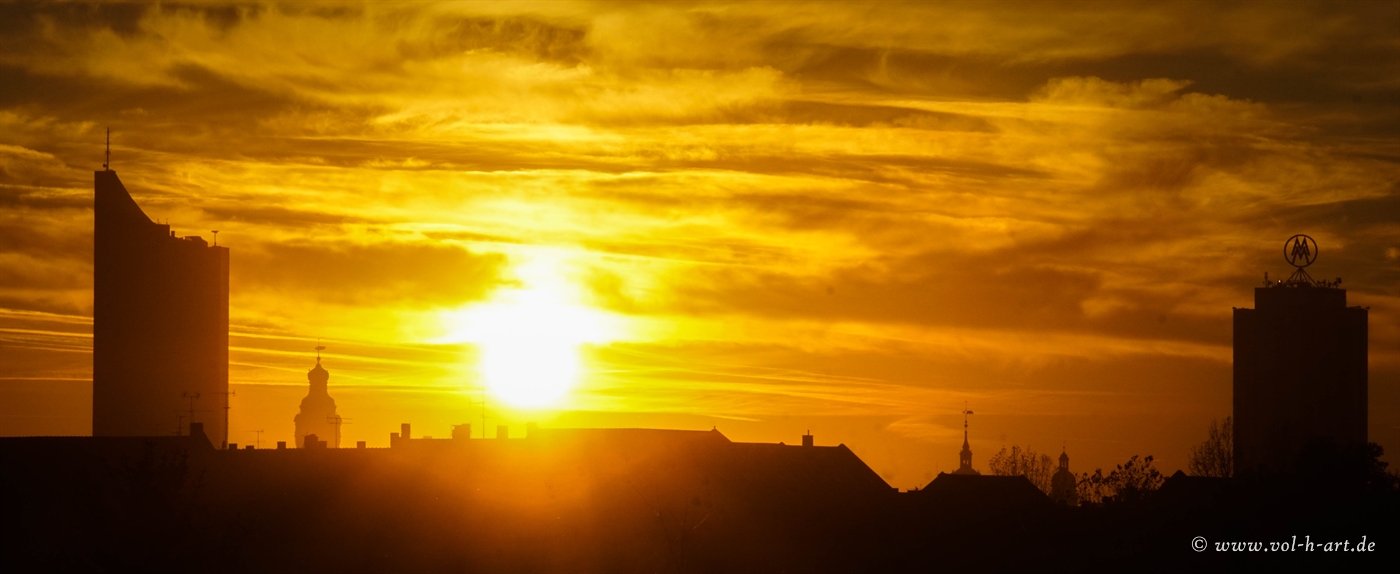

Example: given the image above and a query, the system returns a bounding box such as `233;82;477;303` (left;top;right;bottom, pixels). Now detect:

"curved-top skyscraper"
92;169;229;448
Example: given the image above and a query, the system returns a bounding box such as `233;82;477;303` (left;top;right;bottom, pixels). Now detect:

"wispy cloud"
1;1;1396;487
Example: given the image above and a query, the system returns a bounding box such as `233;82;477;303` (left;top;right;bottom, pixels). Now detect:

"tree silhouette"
1297;440;1400;496
1075;468;1108;505
988;445;1055;493
1074;455;1164;506
1107;455;1164;504
1188;416;1232;477
90;446;213;570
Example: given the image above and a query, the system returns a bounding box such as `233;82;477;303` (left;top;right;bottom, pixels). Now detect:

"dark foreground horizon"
2;425;1392;573
3;5;1397;571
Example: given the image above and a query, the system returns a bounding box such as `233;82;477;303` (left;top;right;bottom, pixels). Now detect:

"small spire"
956;402;978;474
315;340;325;362
103;128;110;171
961;402;973;444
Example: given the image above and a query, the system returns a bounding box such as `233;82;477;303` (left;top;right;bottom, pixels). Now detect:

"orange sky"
1;1;1398;490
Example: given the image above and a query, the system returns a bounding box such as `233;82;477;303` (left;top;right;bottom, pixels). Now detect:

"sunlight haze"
0;1;1397;490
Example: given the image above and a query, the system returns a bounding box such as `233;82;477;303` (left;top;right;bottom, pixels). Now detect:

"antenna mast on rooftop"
214;389;236;449
181;392;202;435
103;128;110;171
328;415;350;448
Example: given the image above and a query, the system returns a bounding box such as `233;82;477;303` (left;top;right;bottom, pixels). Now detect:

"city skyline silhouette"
0;0;1396;493
0;2;1397;571
10;158;1388;490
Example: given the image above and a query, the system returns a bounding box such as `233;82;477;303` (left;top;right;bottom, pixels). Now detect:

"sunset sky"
1;1;1397;489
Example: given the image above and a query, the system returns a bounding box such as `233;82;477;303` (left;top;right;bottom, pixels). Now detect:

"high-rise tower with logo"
1233;235;1367;474
92;147;229;448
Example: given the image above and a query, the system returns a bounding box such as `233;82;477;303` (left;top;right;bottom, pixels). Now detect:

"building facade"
92;170;229;448
1233;284;1367;474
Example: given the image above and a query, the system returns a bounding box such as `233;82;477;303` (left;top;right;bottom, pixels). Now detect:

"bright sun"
436;251;620;409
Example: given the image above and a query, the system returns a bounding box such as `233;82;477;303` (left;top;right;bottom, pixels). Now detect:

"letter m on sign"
1292;239;1310;262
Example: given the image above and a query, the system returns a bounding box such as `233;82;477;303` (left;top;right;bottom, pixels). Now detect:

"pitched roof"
910;472;1052;511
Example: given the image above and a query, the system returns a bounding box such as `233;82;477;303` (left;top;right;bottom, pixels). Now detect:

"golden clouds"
1;1;1398;487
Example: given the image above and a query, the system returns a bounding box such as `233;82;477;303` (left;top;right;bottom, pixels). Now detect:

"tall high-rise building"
1233;236;1367;474
92;169;229;448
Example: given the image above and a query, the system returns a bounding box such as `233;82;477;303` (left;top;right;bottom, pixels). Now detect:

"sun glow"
437;251;623;409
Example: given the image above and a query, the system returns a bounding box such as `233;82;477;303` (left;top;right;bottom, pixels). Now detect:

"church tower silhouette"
1050;448;1078;506
954;404;980;475
294;346;341;448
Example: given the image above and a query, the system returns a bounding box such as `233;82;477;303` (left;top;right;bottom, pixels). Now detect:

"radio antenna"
103;128;110;171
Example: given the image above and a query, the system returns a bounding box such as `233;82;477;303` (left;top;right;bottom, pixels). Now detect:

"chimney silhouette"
453;424;472;440
189;422;212;449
